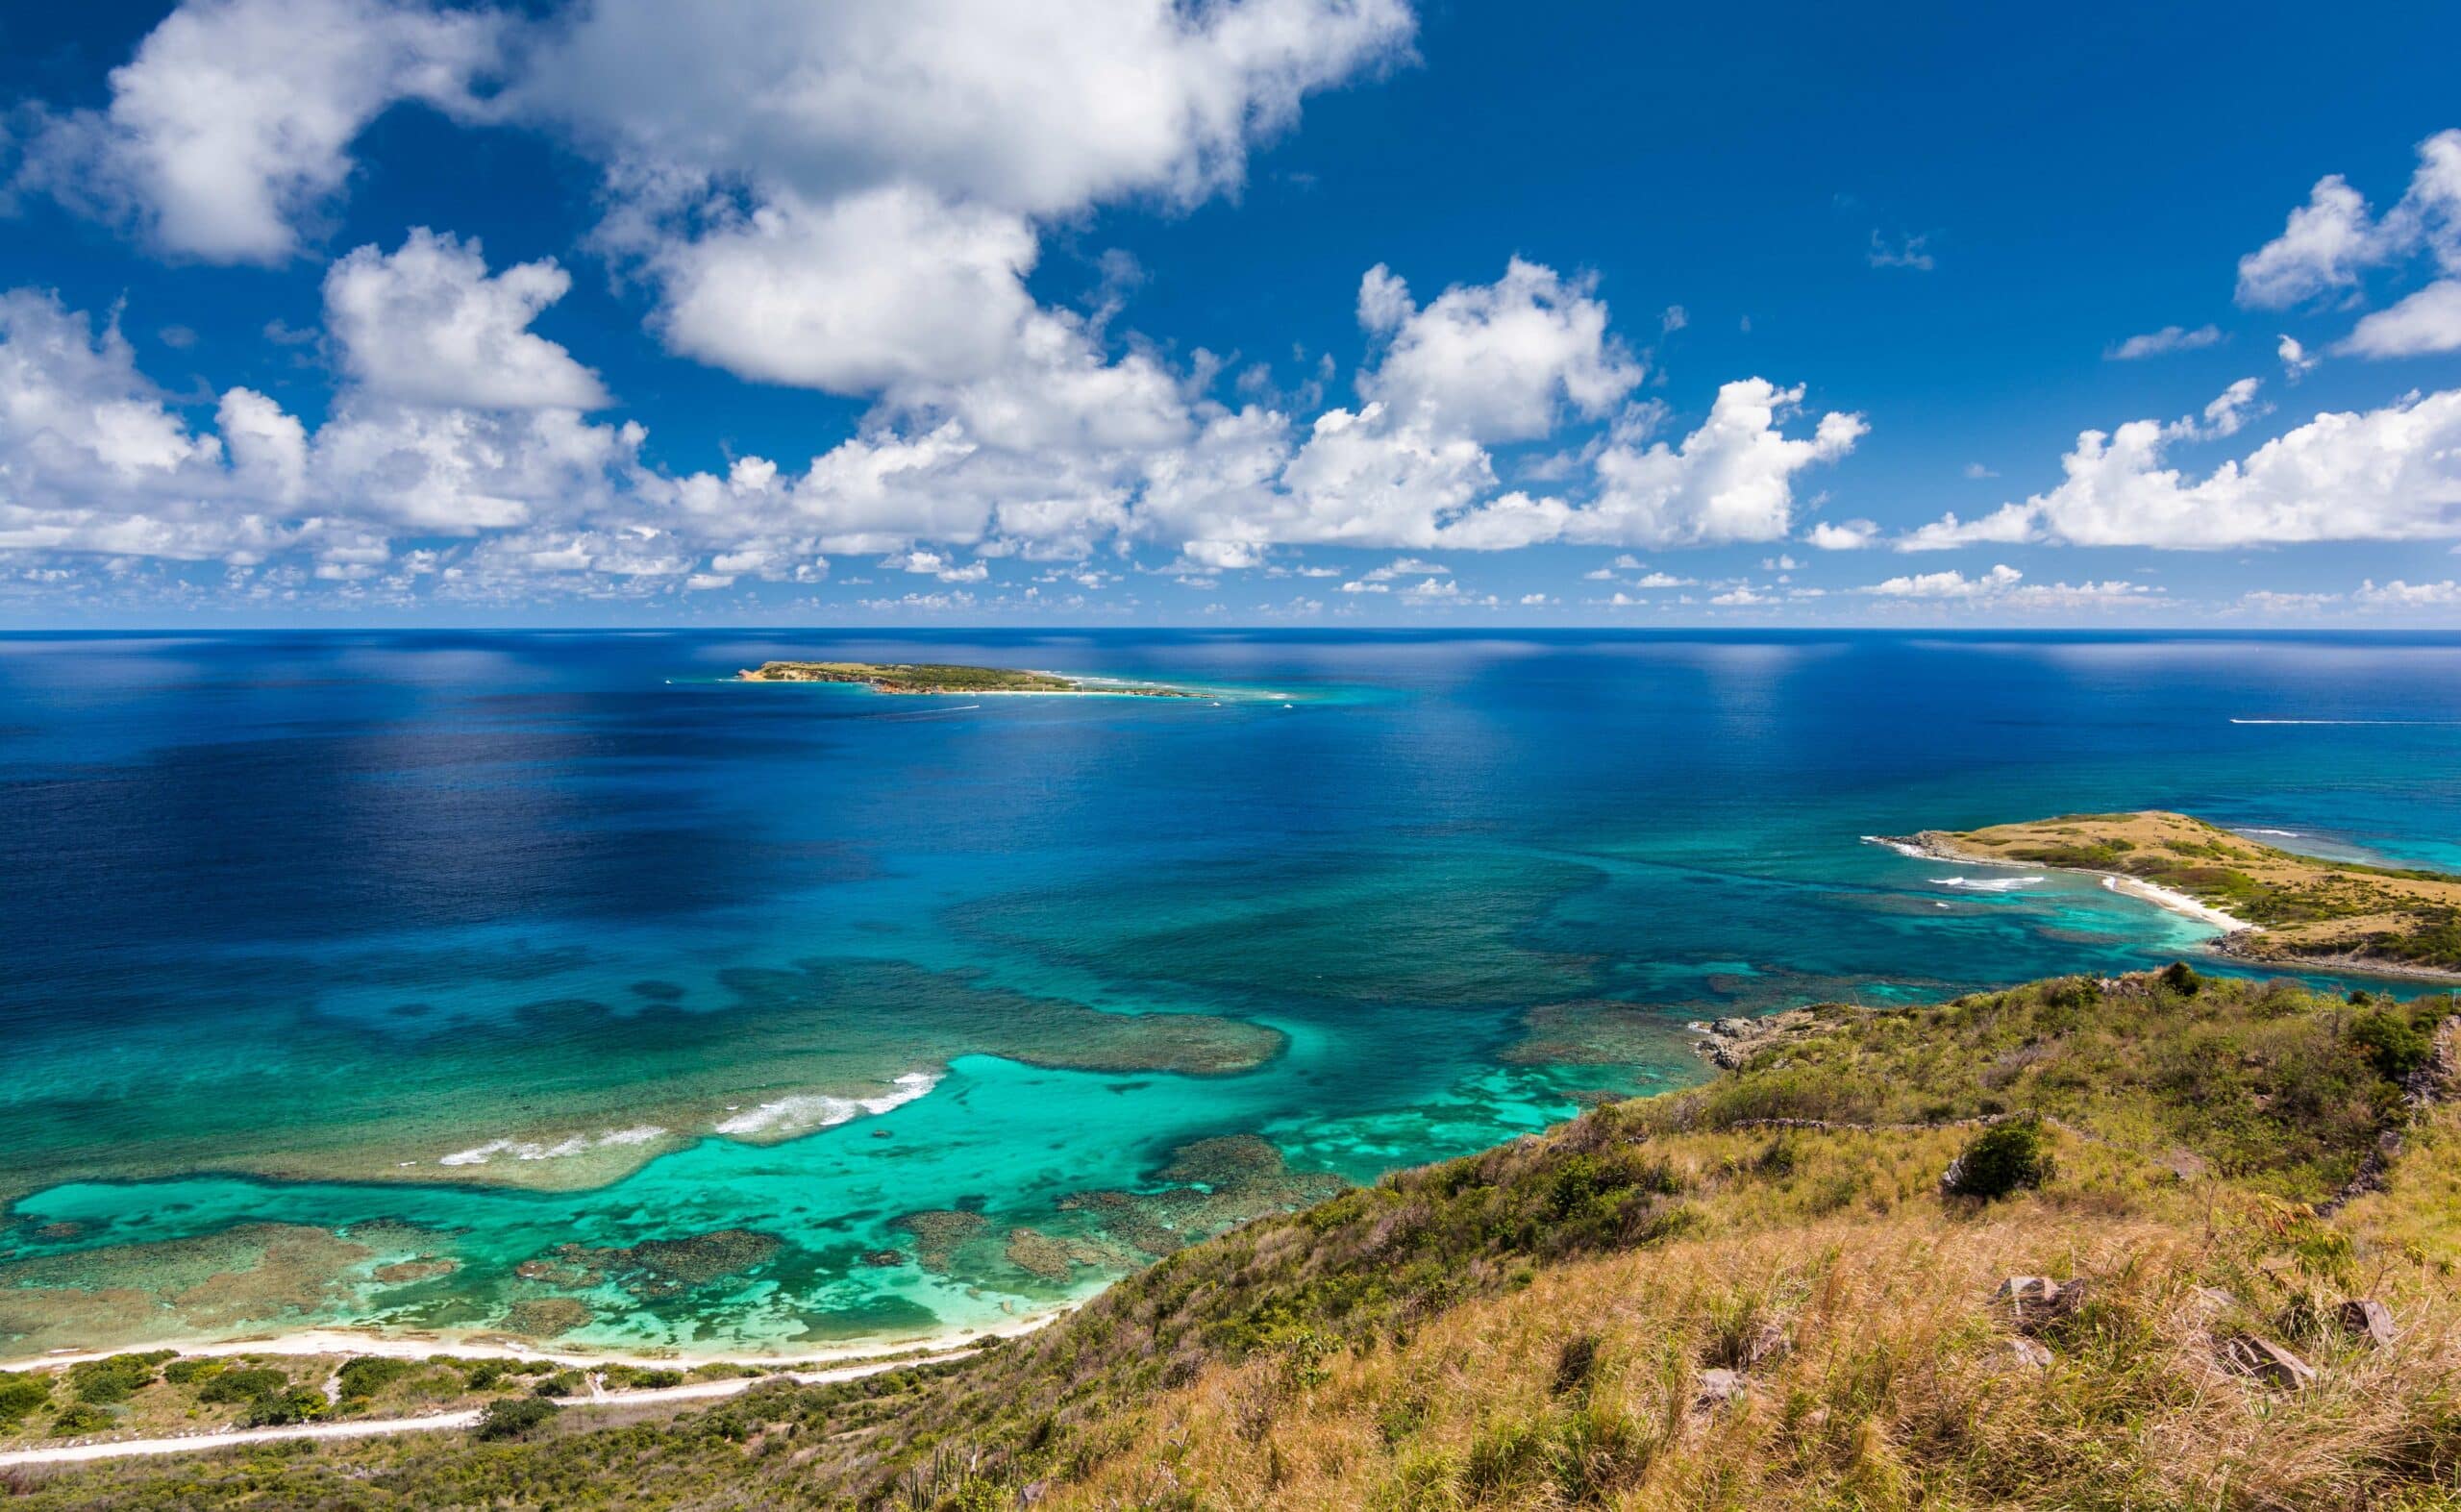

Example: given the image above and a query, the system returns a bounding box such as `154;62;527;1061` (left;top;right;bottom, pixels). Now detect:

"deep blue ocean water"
2;630;2458;1357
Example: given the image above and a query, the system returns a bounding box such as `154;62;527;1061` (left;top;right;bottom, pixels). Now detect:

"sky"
1;1;2459;627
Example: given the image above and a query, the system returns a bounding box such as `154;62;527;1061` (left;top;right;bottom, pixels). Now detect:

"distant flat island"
1881;809;2461;979
736;660;1196;697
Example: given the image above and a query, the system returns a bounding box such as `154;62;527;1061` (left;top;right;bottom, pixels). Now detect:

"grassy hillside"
12;968;2460;1510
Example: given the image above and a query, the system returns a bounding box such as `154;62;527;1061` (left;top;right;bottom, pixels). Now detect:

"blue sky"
2;1;2459;626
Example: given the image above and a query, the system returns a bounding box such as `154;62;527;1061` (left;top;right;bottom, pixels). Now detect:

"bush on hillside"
245;1390;331;1427
1943;1117;2055;1200
2349;1009;2433;1081
46;1403;112;1437
0;1372;50;1427
336;1356;416;1402
66;1352;174;1405
195;1368;289;1406
474;1396;558;1440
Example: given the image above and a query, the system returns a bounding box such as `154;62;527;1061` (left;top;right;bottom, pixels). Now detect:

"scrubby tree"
475;1396;558;1440
1944;1117;2055;1200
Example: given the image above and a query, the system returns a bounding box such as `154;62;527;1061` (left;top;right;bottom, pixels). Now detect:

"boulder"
1995;1275;2086;1332
1692;1367;1744;1412
2218;1334;2316;1389
1740;1319;1791;1368
2336;1299;2396;1349
2003;1337;2052;1370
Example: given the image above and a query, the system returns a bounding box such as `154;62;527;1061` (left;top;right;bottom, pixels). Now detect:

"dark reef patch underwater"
3;629;2459;1357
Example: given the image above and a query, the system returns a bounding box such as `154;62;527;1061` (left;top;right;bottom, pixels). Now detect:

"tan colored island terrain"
736;660;1192;696
1893;809;2461;979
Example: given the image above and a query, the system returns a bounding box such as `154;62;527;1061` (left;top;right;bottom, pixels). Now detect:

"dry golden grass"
1046;1124;2461;1511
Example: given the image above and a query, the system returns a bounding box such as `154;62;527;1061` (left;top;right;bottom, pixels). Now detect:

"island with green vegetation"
735;660;1195;696
11;965;2458;1508
1883;809;2461;979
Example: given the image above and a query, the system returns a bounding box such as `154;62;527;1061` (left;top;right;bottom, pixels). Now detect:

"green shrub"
2158;960;2203;996
1943;1118;2055;1201
473;1396;558;1440
196;1367;290;1406
246;1389;331;1427
66;1351;174;1404
0;1371;51;1427
335;1356;416;1401
2349;1010;2433;1080
48;1402;114;1437
161;1357;224;1386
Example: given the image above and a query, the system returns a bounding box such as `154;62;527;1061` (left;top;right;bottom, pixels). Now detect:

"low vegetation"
9;970;2459;1508
0;1351;584;1452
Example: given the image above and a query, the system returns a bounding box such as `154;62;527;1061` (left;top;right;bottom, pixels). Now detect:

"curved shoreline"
1870;830;2461;983
1864;832;2250;931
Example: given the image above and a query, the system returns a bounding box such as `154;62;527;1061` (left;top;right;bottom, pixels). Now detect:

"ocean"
3;630;2458;1359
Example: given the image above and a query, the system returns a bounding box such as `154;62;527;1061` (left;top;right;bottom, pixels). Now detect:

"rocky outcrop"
1689;1007;1822;1070
2218;1334;2316;1390
1994;1275;2087;1334
2318;1015;2460;1217
2338;1299;2397;1349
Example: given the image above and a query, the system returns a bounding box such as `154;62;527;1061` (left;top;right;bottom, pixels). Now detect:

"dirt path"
0;1351;967;1469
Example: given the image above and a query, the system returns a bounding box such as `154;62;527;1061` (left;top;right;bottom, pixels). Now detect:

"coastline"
1873;828;2461;982
2096;873;2250;932
1865;832;2252;932
2211;931;2461;985
0;1305;1074;1376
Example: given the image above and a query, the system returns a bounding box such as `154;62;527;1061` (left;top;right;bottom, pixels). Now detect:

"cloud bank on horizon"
0;0;2457;623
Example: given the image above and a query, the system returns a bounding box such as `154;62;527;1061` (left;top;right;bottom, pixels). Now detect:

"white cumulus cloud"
1900;384;2461;550
2238;129;2461;356
324;229;609;409
25;0;502;263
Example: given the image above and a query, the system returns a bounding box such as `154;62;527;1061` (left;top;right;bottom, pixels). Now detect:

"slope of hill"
10;967;2458;1510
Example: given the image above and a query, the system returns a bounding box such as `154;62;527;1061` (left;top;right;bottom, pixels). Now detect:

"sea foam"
1928;875;2045;892
712;1071;939;1136
439;1125;666;1167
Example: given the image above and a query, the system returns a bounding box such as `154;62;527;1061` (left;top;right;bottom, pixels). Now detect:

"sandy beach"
2098;874;2250;931
1866;833;2254;934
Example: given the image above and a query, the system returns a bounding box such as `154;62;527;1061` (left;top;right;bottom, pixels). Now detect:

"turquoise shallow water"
2;631;2458;1356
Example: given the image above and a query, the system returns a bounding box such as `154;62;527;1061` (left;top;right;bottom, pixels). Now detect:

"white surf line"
1863;834;2250;933
0;1351;975;1469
